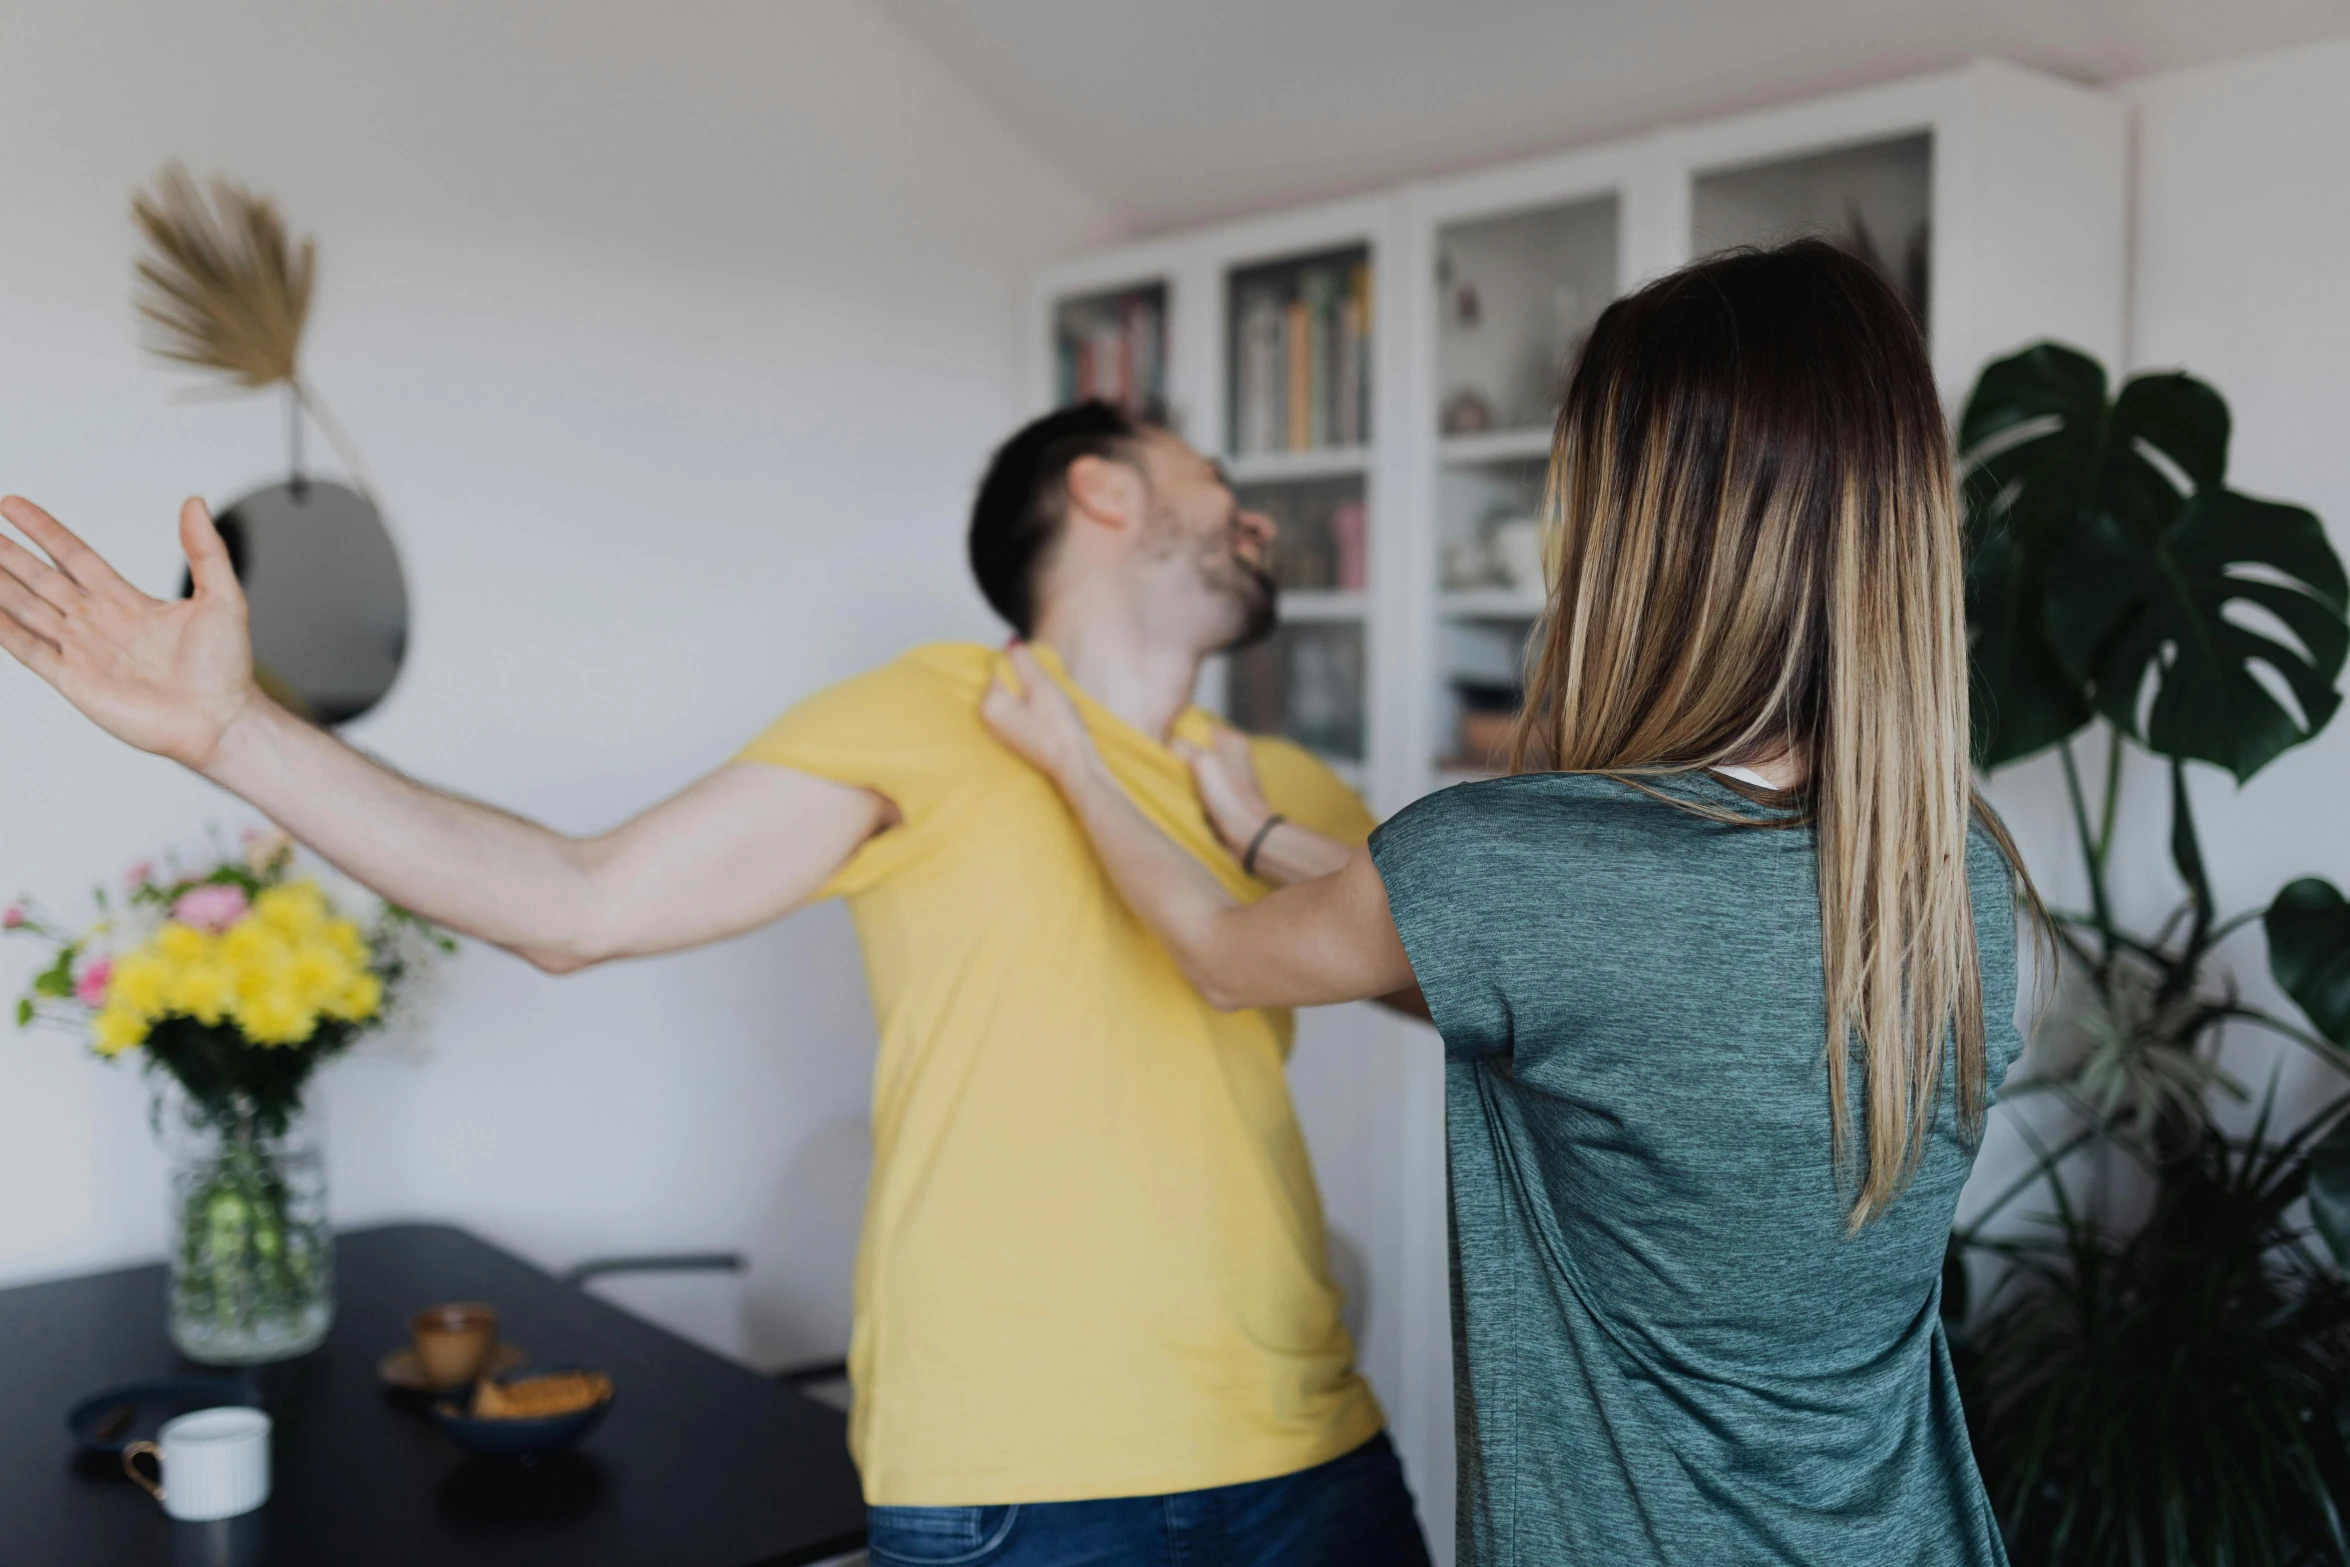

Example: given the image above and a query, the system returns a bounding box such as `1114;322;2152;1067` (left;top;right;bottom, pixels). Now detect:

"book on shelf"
1332;501;1367;591
1056;288;1165;417
1231;259;1371;456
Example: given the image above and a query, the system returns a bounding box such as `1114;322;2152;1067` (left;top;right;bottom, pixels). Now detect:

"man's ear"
1063;453;1146;535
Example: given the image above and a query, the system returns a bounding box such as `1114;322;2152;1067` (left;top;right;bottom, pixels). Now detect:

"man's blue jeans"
864;1429;1432;1567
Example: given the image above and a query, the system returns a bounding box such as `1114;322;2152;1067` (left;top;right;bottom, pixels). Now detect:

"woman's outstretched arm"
983;646;1416;1012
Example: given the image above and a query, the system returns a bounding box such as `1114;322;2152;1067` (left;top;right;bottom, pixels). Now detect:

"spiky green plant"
1955;1095;2350;1564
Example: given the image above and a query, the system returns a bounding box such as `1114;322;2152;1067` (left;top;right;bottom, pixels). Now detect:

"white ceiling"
875;0;2350;234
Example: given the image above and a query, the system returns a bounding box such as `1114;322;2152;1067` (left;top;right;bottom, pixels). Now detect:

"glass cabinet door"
1692;133;1931;329
1052;281;1170;419
1428;193;1618;778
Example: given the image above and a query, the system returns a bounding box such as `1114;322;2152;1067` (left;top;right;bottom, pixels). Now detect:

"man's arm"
0;495;886;970
984;647;1416;1012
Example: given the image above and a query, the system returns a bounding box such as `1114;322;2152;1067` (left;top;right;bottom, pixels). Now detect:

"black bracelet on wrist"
1240;814;1287;877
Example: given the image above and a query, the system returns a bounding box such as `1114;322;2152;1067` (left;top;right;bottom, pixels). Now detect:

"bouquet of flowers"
7;830;448;1362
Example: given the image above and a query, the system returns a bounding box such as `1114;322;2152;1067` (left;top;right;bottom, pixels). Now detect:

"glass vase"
162;1087;333;1364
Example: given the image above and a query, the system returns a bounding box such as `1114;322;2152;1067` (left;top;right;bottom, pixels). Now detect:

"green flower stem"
174;1104;320;1341
2094;724;2124;874
2060;735;2117;981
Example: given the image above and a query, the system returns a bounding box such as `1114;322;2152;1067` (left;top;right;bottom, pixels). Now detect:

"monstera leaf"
1959;344;2348;779
2305;1117;2350;1272
2270;878;2350;1049
1958;346;2104;766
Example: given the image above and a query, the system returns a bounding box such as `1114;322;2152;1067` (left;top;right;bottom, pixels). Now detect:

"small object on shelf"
1488;515;1553;593
1453;680;1522;772
1443;535;1497;589
1442;387;1496;436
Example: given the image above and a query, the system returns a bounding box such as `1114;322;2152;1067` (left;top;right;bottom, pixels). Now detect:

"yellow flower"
155;922;211;965
222;922;292;1001
323;971;383;1023
91;1007;149;1056
167;961;237;1025
237;986;316;1046
253;882;330;939
107;951;172;1019
323;919;370;968
286;947;353;1010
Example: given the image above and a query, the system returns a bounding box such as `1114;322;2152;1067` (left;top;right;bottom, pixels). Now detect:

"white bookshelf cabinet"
1030;61;2127;1562
1031;60;2123;813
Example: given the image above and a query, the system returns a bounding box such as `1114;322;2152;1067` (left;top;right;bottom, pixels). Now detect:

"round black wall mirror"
182;480;409;725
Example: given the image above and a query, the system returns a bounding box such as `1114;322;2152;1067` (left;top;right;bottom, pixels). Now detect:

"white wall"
0;0;1115;1378
1971;36;2350;1183
2122;33;2350;982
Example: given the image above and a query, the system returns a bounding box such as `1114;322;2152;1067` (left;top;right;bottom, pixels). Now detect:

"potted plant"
1950;342;2350;1563
8;831;447;1364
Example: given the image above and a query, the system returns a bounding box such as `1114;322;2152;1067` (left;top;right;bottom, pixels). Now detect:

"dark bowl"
431;1372;612;1457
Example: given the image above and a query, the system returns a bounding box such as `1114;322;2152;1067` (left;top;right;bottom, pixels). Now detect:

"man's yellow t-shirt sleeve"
1246;735;1378;849
733;647;986;901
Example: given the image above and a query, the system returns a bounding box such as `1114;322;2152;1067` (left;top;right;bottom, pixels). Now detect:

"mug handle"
122;1440;164;1502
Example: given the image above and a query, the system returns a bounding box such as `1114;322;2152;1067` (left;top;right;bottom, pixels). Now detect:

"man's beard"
1193;534;1278;652
1212;554;1280;651
1145;500;1280;651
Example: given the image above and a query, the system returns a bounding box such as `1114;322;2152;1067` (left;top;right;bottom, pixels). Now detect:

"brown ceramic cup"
410;1303;500;1388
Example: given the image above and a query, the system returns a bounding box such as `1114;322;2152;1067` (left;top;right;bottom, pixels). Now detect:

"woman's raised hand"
980;643;1104;788
0;496;261;770
1174;726;1274;855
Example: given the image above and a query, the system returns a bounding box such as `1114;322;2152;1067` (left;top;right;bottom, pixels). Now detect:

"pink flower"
74;957;112;1007
172;884;250;933
1;903;23;930
122;860;156;891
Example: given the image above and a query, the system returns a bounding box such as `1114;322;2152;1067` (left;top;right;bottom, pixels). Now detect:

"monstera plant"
1948;343;2350;1565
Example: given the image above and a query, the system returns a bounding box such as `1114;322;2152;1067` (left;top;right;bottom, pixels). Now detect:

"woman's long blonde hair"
1510;239;2026;1228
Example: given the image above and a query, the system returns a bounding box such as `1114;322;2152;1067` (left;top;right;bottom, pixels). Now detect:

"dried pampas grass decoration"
132;163;315;389
129;164;374;494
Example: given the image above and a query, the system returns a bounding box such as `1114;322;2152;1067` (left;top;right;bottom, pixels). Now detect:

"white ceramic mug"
122;1406;272;1521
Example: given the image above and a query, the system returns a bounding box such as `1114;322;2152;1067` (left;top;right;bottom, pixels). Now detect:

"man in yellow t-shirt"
0;402;1431;1564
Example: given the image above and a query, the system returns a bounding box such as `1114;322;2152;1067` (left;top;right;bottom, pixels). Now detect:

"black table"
0;1222;866;1566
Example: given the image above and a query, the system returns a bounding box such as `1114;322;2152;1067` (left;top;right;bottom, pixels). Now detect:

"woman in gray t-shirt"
983;239;2034;1566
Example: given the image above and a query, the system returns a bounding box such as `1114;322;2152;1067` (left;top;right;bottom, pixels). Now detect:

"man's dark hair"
968;400;1154;636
